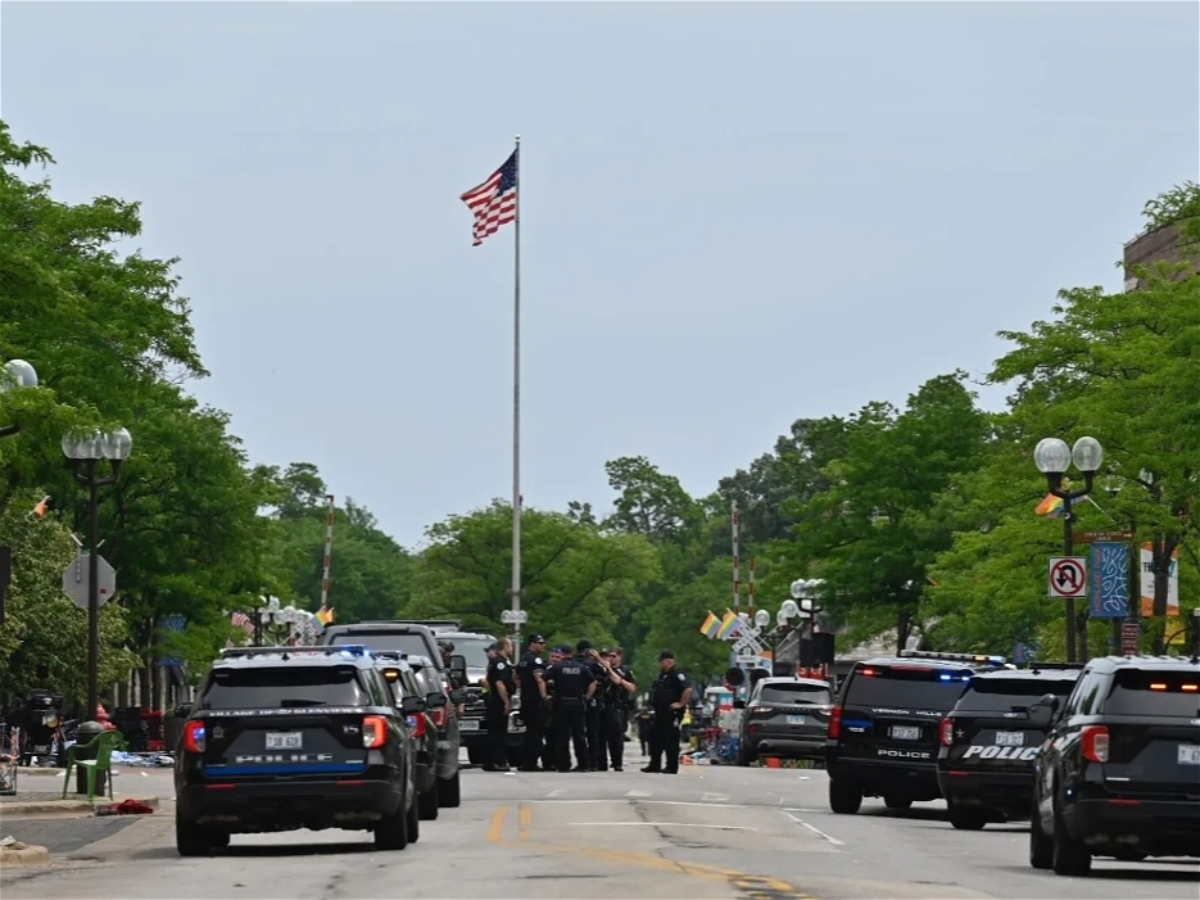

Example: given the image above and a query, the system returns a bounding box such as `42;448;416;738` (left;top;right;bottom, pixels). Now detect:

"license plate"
786;715;807;725
891;725;921;741
1178;744;1200;766
265;732;302;750
459;720;480;732
995;731;1025;747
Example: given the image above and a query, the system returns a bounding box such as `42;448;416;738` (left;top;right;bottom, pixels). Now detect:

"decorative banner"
1139;543;1180;617
1089;542;1131;619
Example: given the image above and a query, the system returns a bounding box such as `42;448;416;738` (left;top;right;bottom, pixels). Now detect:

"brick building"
1123;221;1200;290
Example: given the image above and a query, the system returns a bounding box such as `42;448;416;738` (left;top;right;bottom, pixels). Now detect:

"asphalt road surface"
2;755;1197;900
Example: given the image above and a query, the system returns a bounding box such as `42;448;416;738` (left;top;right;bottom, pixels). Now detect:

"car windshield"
329;631;434;661
843;665;972;711
1105;670;1200;717
450;637;494;670
760;683;831;705
202;666;367;710
957;676;1078;712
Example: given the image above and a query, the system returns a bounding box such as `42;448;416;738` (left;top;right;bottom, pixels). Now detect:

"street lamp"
62;427;133;717
0;360;39;438
1033;435;1104;664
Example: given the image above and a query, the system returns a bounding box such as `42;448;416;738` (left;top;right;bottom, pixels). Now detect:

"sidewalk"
1;766;165;817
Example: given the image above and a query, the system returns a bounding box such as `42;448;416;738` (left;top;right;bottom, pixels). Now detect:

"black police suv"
1029;655;1200;876
737;676;832;766
406;655;463;807
322;621;446;675
825;651;1007;814
936;664;1081;830
374;653;442;821
174;645;422;855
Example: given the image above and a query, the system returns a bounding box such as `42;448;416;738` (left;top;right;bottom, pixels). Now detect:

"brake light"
406;714;426;738
861;668;877;677
828;705;842;739
429;706;448;729
1081;725;1109;763
363;715;388;749
748;705;766;714
183;721;206;754
939;718;954;747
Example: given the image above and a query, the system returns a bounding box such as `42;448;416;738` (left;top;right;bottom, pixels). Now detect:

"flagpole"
510;135;523;646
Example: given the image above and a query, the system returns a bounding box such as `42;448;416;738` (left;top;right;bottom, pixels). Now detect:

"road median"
0;795;160;818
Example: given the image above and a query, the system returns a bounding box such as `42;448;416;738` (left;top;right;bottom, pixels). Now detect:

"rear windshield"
760;683;832;705
202;666;368;709
1105;670;1200;718
329;631;436;662
843;665;971;711
449;638;493;670
957;677;1078;712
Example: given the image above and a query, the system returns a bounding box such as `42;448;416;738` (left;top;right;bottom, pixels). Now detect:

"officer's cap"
528;634;546;645
658;649;675;661
576;639;593;653
554;644;572;654
487;642;499;651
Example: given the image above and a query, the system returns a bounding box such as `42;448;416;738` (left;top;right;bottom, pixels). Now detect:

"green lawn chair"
61;730;126;802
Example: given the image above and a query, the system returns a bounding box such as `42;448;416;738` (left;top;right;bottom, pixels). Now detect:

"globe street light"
0;359;39;438
62;427;133;717
1033;435;1104;663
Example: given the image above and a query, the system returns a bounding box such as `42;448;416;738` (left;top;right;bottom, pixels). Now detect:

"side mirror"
449;689;467;705
449;654;468;683
426;692;449;709
400;695;426;715
732;699;746;710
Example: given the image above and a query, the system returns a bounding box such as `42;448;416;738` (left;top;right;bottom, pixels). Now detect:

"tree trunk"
1151;533;1178;654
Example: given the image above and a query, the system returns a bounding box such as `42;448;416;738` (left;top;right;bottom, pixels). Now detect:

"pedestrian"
599;648;637;772
636;706;654;756
483;638;515;772
642;649;692;775
544;644;596;772
515;634;548;771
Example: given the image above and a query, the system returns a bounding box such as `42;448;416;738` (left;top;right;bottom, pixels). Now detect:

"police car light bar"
220;645;370;659
899;650;1008;665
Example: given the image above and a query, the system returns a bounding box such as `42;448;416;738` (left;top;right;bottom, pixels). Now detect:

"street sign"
499;609;528;625
62;553;117;609
1074;530;1134;544
1048;557;1088;598
1120;622;1139;655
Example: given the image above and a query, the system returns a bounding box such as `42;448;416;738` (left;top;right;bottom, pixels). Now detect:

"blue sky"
3;1;1196;548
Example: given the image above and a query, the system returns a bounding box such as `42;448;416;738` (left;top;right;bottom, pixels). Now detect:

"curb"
0;843;52;868
0;795;160;818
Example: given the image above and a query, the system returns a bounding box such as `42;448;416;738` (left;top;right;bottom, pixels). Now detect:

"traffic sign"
62;553;117;609
1048;557;1088;598
500;609;528;625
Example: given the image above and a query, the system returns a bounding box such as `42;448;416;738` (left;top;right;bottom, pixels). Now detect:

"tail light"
406;714;426;738
1081;725;1109;763
748;705;766;714
429;706;448;729
363;715;388;749
183;721;206;754
828;705;842;740
939;718;954;747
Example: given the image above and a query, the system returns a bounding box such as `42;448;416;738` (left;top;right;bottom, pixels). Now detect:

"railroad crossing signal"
62;553;118;609
1048;556;1088;598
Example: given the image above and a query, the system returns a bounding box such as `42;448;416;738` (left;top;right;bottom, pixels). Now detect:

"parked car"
736;676;832;765
375;654;441;821
405;655;463;807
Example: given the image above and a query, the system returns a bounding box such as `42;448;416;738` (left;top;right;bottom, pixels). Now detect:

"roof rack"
898;650;1007;665
351;620;463;630
220;645;370;660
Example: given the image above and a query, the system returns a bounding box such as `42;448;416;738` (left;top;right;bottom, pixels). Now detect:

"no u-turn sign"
1048;556;1088;598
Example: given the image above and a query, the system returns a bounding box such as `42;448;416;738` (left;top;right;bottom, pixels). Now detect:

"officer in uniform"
574;641;606;770
544;644;596;772
515;634;548;771
542;645;568;771
642;649;692;775
483;638;515;772
599;648;637;771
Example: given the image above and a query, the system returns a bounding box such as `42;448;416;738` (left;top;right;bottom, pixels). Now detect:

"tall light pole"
62;427;133;716
0;359;39;438
1033;435;1104;664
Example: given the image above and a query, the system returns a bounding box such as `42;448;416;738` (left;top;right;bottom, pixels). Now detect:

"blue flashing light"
939;673;952;681
334;644;368;657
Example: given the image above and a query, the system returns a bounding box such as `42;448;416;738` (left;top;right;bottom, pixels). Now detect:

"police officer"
515;634;548;771
544;644;596;772
642;649;692;775
574;641;606;770
599;648;637;772
483;638;515;772
542;645;568;771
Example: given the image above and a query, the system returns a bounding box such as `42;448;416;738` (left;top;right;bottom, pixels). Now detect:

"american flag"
227;610;255;648
460;149;518;246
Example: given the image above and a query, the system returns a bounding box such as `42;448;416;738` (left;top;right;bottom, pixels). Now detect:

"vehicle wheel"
418;785;439;821
406;792;421;843
1051;801;1091;876
209;829;230;849
1029;803;1053;869
828;777;862;815
884;794;912;811
375;795;410;851
175;815;214;857
438;771;461;808
948;805;987;830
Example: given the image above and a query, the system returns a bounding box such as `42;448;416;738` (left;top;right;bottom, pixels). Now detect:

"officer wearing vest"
599;648;637;771
573;641;606;770
515;634;548;771
544;644;597;772
483;638;515;772
542;645;568;771
641;649;692;775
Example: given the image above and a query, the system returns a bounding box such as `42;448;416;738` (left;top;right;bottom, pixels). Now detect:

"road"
2;754;1197;899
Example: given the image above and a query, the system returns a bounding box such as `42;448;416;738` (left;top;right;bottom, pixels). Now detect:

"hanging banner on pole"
1088;542;1130;619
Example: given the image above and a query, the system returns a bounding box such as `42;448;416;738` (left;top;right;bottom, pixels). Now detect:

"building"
1123;222;1200;290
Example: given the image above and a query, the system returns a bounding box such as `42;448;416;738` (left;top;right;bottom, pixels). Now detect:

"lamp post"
62;427;133;717
0;359;39;438
1034;435;1104;664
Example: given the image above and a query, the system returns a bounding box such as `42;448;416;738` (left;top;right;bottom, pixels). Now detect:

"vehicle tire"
406;792;421;843
948;805;987;830
438;771;461;808
828;777;862;815
884;794;913;811
375;795;410;851
1029;803;1053;869
175;815;214;857
418;785;440;821
1051;800;1091;876
737;742;752;767
209;829;231;849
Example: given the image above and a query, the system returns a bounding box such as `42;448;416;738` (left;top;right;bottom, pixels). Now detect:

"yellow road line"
486;805;508;843
518;803;532;840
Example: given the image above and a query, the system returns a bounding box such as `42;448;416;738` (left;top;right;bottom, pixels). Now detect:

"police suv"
936;663;1081;830
825;650;1007;814
174;645;423;855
